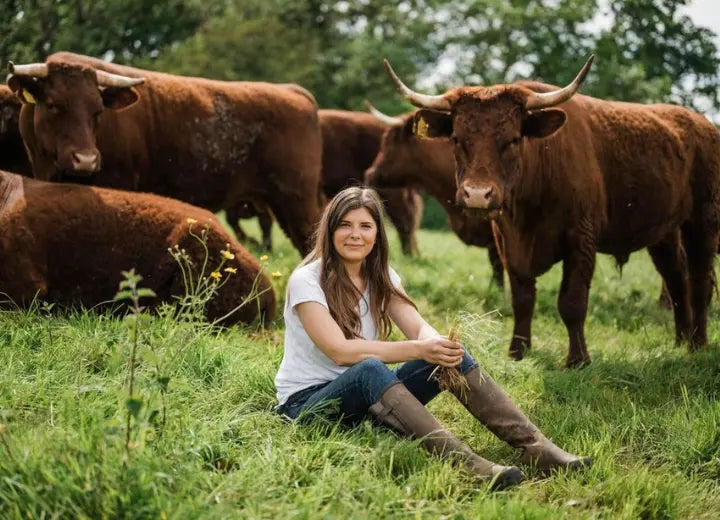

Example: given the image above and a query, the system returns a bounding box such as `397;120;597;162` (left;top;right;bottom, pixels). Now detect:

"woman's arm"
387;284;443;341
296;300;463;367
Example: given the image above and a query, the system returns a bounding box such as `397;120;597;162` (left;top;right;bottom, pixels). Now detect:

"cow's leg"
647;231;692;344
508;272;536;360
383;188;421;257
225;205;260;248
681;221;718;350
258;209;274;251
657;281;672;309
557;235;596;368
269;190;318;257
487;243;505;288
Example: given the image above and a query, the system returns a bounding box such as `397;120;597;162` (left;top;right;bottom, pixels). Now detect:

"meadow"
1;216;719;519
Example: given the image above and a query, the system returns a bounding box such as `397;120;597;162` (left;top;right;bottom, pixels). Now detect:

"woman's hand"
416;336;464;367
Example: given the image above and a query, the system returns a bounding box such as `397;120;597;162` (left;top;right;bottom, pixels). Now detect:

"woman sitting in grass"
274;186;591;489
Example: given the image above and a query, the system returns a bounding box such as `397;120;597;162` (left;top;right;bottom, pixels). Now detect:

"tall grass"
0;218;719;519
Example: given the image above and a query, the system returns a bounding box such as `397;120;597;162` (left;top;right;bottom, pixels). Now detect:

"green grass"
1;218;719;519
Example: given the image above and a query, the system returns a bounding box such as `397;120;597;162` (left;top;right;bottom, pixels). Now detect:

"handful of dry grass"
429;322;471;402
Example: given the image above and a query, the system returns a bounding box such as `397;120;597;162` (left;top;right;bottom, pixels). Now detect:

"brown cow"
0;86;31;175
384;56;720;367
319;109;423;256
364;105;504;287
0;169;276;324
7;52;323;255
225;110;424;256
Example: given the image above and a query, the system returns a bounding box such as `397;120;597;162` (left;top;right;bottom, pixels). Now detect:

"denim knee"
352;358;399;404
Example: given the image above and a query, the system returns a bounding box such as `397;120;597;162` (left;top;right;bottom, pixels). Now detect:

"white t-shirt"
275;259;402;405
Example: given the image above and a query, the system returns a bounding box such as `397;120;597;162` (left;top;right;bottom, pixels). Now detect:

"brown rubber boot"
453;368;592;474
371;383;524;490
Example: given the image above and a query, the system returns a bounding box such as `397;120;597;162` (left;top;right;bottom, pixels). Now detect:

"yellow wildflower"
210;271;222;280
221;250;235;260
186;218;198;225
271;271;282;278
224;267;237;274
259;254;269;261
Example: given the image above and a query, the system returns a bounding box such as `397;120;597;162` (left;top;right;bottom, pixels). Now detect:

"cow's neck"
417;148;458;214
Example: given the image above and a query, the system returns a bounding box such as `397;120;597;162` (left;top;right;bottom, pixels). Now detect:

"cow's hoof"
509;346;527;361
565;356;591;369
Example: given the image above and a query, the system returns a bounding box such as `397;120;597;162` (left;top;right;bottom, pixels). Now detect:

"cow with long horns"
6;52;323;255
364;102;504;287
383;56;720;367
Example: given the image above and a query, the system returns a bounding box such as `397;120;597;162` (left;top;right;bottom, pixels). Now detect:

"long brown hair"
302;187;416;339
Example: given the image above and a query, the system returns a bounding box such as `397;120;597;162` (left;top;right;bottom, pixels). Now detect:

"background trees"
2;0;718;115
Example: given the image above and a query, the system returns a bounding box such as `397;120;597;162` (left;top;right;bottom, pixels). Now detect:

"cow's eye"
47;104;61;115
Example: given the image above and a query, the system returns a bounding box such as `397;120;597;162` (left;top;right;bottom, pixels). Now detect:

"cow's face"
415;90;566;214
382;56;592;216
7;62;140;181
365;117;425;188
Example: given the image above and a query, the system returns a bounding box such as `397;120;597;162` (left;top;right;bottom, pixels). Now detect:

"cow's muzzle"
71;150;100;174
457;181;502;211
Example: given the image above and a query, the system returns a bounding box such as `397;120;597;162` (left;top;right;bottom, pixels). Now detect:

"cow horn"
7;61;48;77
364;100;403;126
95;70;145;88
524;55;594;110
383;59;451;112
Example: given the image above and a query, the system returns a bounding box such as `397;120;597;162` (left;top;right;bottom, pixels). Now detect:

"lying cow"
384;56;720;367
364;103;504;287
0;169;276;324
7;52;323;255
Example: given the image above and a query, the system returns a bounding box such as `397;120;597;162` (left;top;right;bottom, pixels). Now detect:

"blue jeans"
277;352;478;424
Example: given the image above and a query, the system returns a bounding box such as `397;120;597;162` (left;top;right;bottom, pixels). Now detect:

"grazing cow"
384;56;720;367
364;104;504;287
319;109;423;256
0;86;31;175
225;109;424;255
6;52;323;255
0;169;276;324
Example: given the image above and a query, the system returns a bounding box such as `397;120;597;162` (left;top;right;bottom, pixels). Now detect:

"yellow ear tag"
20;88;36;105
414;116;429;138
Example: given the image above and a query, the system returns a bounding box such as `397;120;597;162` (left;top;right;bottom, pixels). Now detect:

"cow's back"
516;81;719;255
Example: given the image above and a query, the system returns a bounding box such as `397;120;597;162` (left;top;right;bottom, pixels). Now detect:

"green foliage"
0;0;216;64
2;0;718;113
443;0;720;111
1;221;719;517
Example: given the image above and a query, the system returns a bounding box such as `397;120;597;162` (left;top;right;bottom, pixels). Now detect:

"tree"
435;0;719;113
0;0;217;65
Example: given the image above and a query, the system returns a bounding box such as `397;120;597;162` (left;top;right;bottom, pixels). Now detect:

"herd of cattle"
1;52;718;367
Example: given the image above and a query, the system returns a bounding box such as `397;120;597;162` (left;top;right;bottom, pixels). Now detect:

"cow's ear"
100;86;139;110
7;75;43;104
413;109;453;139
522;108;566;138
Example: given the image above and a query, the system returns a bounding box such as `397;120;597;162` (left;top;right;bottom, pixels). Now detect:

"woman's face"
332;207;378;265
